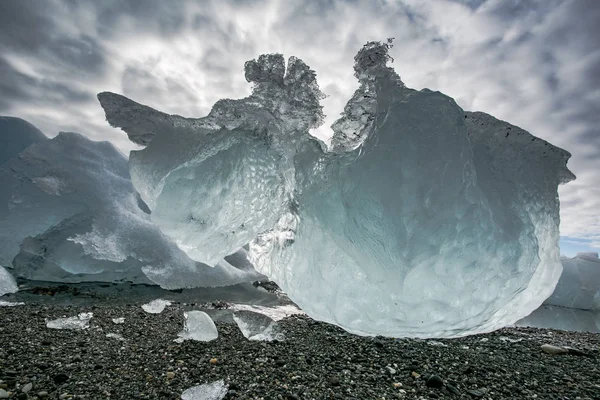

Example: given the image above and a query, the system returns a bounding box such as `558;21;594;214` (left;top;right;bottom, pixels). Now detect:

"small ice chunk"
233;311;284;341
175;311;218;342
499;336;523;343
112;317;125;324
427;341;448;347
0;266;18;297
142;299;172;314
0;300;24;307
229;304;304;321
106;333;126;341
46;312;93;330
181;380;228;400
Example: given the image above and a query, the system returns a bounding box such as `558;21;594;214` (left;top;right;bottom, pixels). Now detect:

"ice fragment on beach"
175;311;218;342
181;380;228;400
0;300;24;307
112;317;125;324
106;333;126;341
233;311;284;341
141;299;172;314
46;312;93;330
0;266;18;297
229;304;304;321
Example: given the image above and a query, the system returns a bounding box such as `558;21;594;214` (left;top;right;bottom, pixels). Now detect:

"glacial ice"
181;380;228;400
174;311;218;342
99;41;574;337
141;299;171;314
0;116;47;166
545;253;600;310
0;119;263;287
46;312;93;330
233;311;284;341
0;266;18;297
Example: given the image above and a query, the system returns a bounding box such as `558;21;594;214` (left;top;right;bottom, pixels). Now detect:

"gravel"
1;302;599;399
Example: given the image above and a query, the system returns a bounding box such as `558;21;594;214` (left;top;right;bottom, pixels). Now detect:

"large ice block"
99;41;573;337
0;116;47;166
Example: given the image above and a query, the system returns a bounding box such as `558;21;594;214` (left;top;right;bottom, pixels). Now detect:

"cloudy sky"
0;0;598;256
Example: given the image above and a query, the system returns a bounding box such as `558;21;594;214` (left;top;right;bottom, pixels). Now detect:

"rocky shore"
0;299;599;400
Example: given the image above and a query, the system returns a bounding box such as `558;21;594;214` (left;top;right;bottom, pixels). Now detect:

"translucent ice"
141;299;172;314
181;380;228;400
545;253;600;310
0;123;262;287
100;41;573;337
0;266;18;297
175;311;218;342
46;312;93;330
233;311;284;341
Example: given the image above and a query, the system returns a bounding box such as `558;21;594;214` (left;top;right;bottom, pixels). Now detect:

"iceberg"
99;41;573;337
545;253;600;310
175;311;218;342
0;120;263;287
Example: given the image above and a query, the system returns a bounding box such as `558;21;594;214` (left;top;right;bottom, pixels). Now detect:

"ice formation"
0;116;47;166
545;253;600;310
0;266;18;297
229;304;305;321
141;299;172;314
46;312;93;330
233;310;284;341
0;118;263;287
175;311;218;342
181;380;228;400
99;41;574;337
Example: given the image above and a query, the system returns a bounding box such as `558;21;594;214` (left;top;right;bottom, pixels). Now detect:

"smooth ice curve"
99;41;574;338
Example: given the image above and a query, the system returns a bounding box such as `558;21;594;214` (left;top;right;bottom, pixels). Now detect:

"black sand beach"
1;283;599;400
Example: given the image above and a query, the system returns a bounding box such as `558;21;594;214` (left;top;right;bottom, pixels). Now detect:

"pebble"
53;373;69;384
467;388;487;398
209;358;218;364
540;344;568;355
21;383;32;393
426;375;444;389
328;376;341;386
37;392;49;398
0;389;8;399
166;371;175;379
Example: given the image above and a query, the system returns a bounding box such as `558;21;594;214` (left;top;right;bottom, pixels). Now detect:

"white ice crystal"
181;380;228;400
99;41;574;338
141;299;172;314
174;311;218;342
46;312;93;330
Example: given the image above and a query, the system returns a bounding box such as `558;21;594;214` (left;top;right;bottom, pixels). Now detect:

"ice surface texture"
141;299;172;314
545;253;600;310
0;118;263;287
233;310;284;341
181;380;228;400
175;311;218;342
0;266;18;297
99;41;574;337
46;312;93;330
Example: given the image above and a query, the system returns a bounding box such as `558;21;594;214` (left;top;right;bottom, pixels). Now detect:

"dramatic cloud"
0;0;598;255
